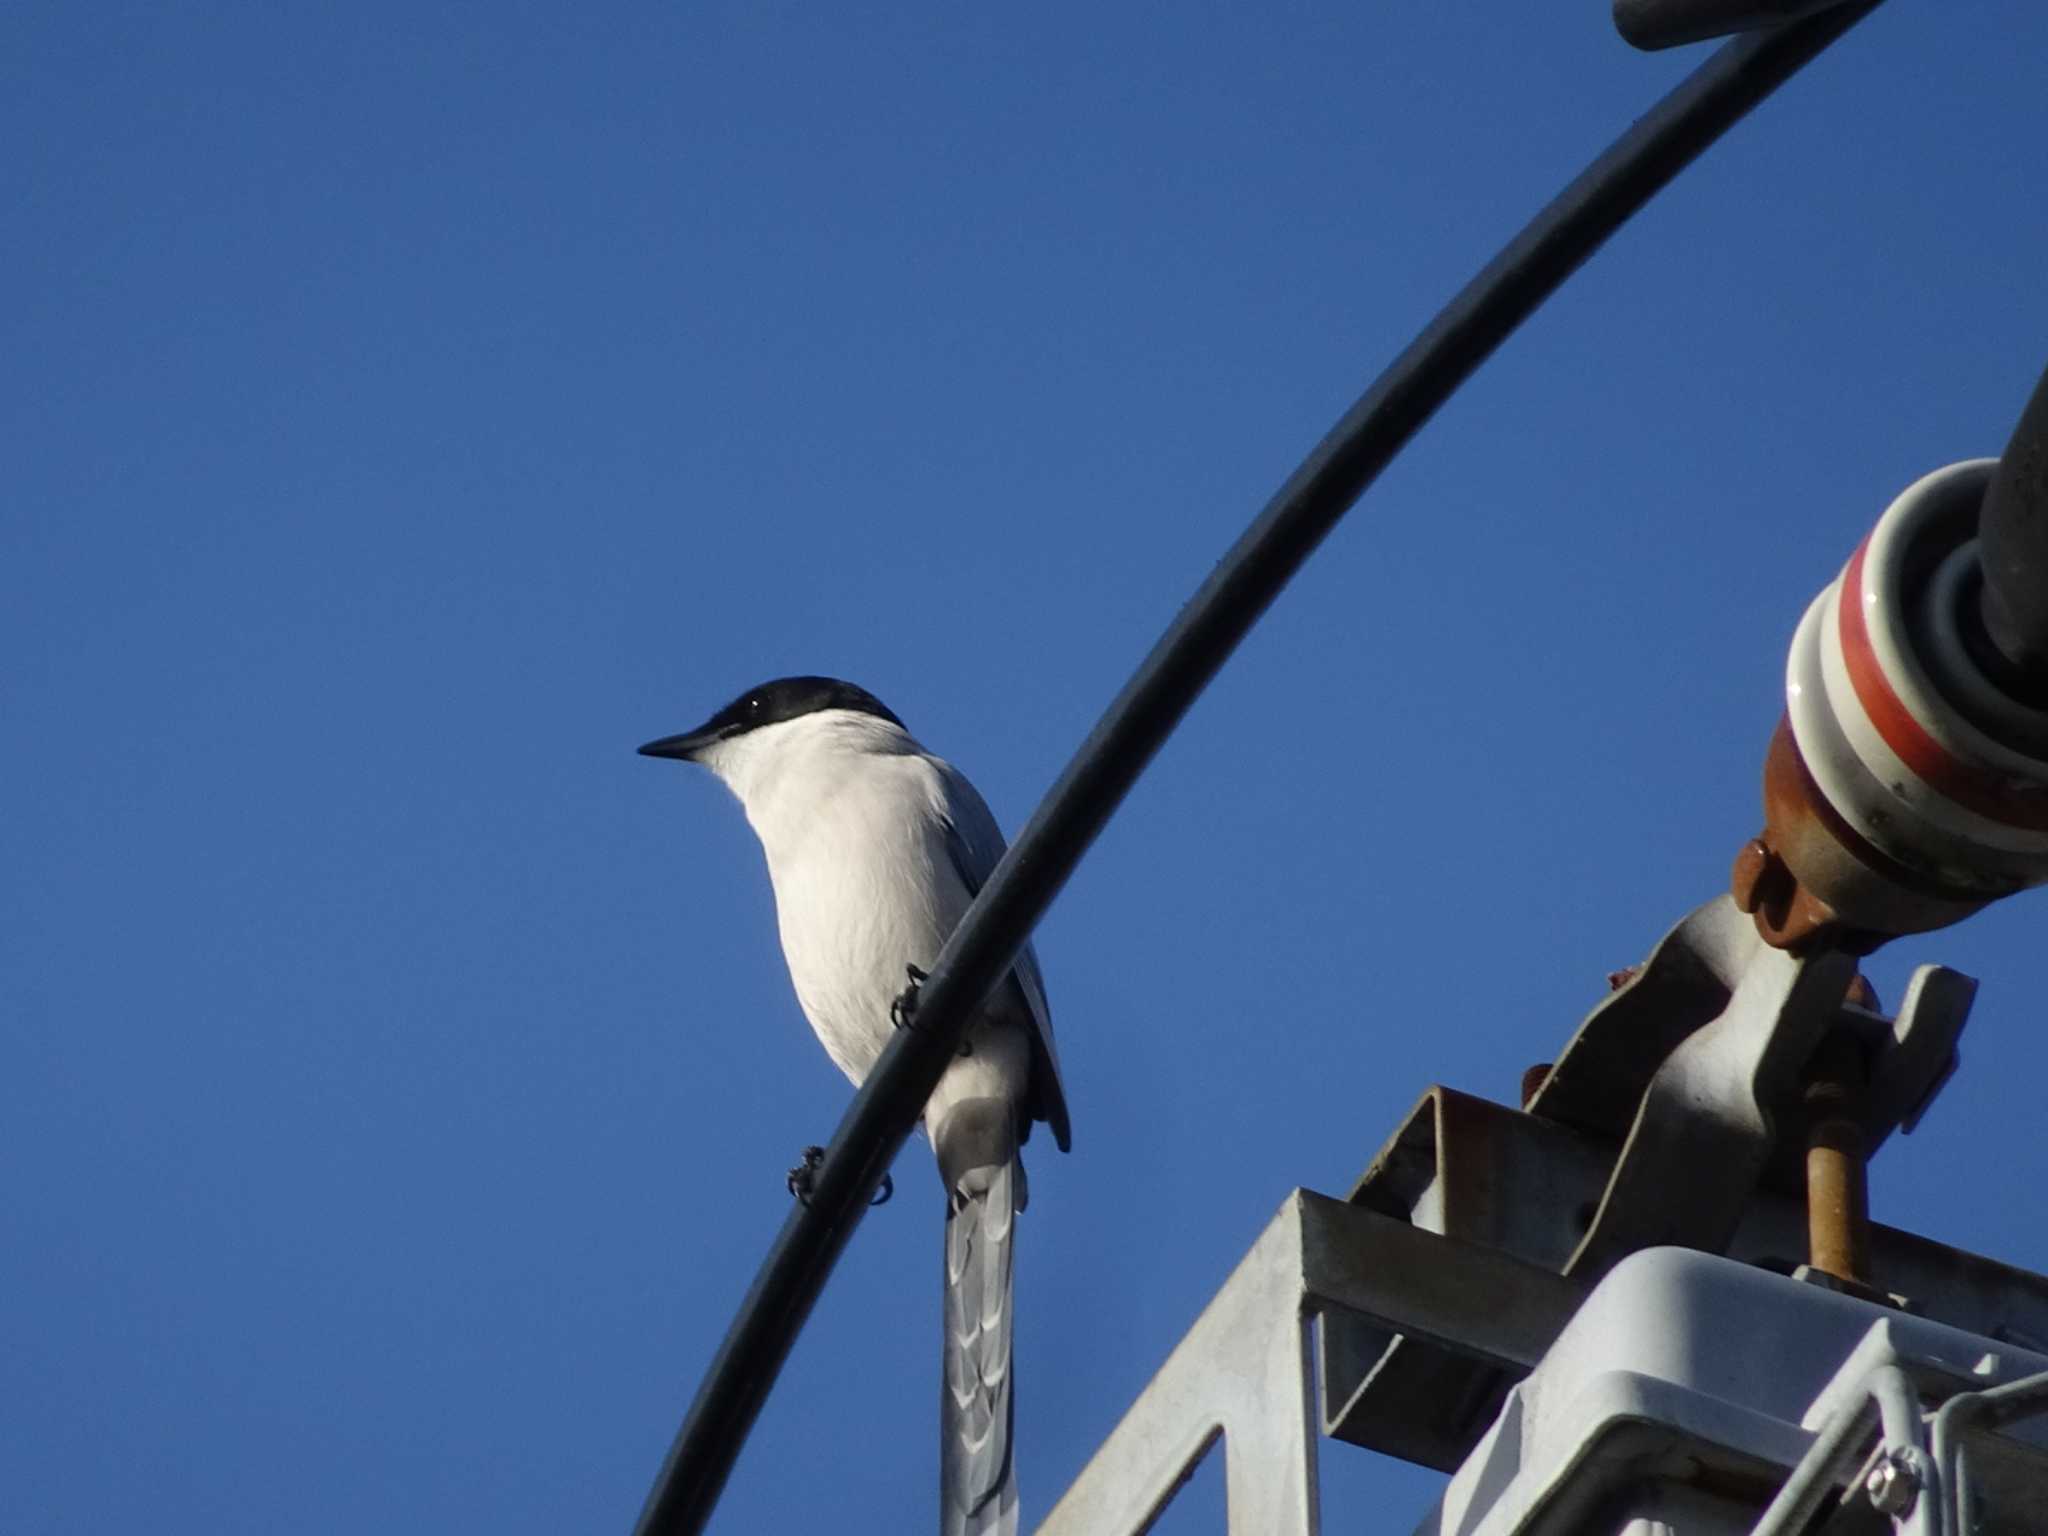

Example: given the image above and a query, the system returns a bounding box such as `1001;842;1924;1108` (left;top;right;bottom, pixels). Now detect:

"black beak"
637;729;715;762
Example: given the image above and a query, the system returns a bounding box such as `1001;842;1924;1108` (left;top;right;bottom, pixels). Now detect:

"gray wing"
935;759;1072;1153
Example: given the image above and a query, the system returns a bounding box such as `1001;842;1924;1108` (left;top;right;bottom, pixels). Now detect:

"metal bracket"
1750;1327;2048;1536
1322;896;1975;1470
1562;900;1857;1280
1523;896;1970;1284
1033;1192;1582;1536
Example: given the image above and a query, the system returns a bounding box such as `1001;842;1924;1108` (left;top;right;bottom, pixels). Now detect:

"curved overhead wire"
631;6;1885;1532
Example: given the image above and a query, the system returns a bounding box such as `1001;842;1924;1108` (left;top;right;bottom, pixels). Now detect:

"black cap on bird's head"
637;676;905;762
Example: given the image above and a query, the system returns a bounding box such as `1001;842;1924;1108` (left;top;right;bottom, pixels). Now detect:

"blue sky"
7;3;2048;1532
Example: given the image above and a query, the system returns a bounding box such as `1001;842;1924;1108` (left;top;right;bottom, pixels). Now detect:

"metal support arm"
1034;1193;1582;1536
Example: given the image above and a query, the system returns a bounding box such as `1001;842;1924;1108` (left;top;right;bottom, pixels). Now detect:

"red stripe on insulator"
1837;540;2048;833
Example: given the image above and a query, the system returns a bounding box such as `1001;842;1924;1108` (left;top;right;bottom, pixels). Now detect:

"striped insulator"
1786;459;2048;924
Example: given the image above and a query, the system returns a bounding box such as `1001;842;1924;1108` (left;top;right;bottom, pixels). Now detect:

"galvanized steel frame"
1035;1192;1583;1536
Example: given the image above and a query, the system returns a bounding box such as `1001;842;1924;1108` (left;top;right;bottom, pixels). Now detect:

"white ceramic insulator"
1786;460;2048;898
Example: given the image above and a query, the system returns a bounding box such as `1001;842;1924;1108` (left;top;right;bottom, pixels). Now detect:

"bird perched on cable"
639;676;1070;1536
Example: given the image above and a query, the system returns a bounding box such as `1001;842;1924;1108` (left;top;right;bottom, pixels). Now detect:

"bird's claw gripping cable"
889;964;929;1031
786;1145;891;1207
785;1146;826;1204
892;965;973;1055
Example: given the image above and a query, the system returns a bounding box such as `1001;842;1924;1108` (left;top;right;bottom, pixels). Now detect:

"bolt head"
1864;1447;1923;1518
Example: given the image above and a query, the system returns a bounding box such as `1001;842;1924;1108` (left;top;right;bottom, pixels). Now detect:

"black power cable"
631;7;1884;1533
1613;0;1857;51
1977;364;2048;702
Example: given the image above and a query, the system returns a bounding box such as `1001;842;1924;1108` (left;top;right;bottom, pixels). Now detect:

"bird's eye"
746;696;763;715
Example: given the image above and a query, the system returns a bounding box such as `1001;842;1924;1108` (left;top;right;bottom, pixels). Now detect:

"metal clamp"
1525;896;1970;1287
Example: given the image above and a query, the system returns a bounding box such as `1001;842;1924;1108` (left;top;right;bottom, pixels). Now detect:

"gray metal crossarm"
1034;1193;1583;1536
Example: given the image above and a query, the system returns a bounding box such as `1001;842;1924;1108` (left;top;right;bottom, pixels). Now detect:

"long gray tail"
936;1101;1021;1536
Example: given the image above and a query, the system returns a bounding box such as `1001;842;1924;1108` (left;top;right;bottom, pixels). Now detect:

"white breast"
702;712;973;1084
766;756;971;1083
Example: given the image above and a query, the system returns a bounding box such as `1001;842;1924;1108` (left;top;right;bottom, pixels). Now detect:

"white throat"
697;708;921;840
